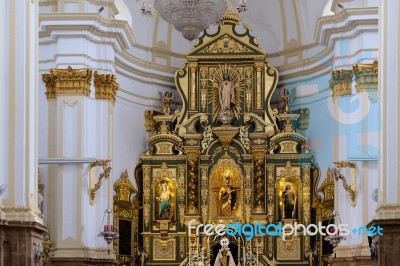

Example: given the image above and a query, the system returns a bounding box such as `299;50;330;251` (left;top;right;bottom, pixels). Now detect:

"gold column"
252;148;266;212
143;165;151;227
244;165;252;223
189;63;198;110
42;66;92;99
245;66;253;112
302;164;311;255
254;62;264;110
199;67;208;112
178;165;186;224
200;165;209;222
94;71;120;103
185;148;200;214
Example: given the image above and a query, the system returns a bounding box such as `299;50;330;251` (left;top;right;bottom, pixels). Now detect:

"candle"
243;243;246;265
197;236;199;255
256;245;259;266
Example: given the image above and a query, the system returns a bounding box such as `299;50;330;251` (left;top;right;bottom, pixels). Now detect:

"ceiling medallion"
139;0;248;41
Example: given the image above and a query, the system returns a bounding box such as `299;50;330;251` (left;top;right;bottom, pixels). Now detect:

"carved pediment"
187;11;266;59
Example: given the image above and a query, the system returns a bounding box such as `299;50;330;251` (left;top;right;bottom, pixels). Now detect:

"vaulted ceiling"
115;0;331;66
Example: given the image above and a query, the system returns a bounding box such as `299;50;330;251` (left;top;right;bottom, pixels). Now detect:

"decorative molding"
89;160;111;205
332;161;357;207
42;66;92;99
353;60;378;92
114;169;136;202
329;70;353;97
94;71;119;103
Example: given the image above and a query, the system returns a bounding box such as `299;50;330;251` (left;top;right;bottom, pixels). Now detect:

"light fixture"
98;208;119;252
139;0;248;41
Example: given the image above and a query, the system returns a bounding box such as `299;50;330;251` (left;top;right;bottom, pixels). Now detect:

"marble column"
368;0;400;265
42;67;117;264
0;0;47;264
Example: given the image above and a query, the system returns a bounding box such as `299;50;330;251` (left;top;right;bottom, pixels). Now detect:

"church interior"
1;0;399;265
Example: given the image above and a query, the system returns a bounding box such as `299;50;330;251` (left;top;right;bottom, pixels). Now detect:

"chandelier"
140;0;248;41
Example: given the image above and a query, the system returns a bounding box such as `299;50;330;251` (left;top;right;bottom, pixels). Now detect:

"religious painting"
278;180;299;220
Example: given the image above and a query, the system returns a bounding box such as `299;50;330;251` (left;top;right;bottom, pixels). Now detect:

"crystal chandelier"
140;0;248;41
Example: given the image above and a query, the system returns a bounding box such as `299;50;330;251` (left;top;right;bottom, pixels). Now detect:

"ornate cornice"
329;69;353;97
42;66;92;99
353;60;378;92
94;71;119;103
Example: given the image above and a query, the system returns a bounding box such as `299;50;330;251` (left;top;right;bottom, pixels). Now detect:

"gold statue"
280;88;290;114
160;91;174;114
219;176;237;216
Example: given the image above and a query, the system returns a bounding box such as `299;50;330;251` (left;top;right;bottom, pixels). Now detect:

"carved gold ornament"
114;169;136;202
89;160;111;205
353;60;378;92
94;71;119;103
329;70;353;97
201;35;251;54
42;66;92;99
331;163;357;207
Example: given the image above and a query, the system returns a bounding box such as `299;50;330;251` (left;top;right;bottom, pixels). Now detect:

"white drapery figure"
213;246;236;266
218;73;235;111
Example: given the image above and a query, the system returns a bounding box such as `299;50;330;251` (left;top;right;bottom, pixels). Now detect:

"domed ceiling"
116;0;331;68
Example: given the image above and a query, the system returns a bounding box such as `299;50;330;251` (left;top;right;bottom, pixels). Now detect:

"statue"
156;181;171;219
219;73;235;111
280;87;290;114
219;176;237;216
213;238;236;266
160;91;174;114
138;248;148;266
282;184;296;219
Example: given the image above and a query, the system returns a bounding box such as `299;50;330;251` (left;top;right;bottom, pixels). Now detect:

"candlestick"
256;245;259;266
197;236;199;255
243;243;246;265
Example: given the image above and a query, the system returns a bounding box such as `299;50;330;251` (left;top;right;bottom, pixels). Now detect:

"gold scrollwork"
244;165;252;223
89;160;111;205
143;166;151;226
331;165;357;207
329;70;353;97
353;60;378;92
93;71;119;103
185;148;200;213
200;165;209;221
201;35;251;54
42;66;92;99
252;148;266;212
178;165;186;225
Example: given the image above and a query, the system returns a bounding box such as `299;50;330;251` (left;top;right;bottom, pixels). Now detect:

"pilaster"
42;67;118;264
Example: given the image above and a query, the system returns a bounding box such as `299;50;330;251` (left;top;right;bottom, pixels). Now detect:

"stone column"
42;67;118;265
0;0;47;264
368;0;400;265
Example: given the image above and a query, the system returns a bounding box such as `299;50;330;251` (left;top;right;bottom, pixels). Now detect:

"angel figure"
159;91;174;114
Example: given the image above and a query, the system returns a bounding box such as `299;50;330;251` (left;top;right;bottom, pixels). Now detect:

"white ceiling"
115;0;374;68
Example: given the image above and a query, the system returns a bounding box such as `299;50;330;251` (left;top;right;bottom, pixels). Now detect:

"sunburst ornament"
209;64;244;122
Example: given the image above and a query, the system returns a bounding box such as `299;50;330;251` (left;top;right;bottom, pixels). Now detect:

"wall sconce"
332;161;357;207
89;160;111;205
